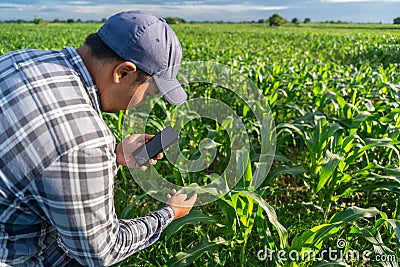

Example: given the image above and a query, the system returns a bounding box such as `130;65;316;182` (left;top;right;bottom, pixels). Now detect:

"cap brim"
153;76;187;105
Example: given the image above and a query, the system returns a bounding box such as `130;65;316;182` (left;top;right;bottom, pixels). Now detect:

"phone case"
132;126;178;166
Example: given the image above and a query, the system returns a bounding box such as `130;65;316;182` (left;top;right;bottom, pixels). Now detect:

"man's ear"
113;61;137;84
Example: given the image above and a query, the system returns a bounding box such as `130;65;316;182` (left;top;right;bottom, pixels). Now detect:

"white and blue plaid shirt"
0;47;174;266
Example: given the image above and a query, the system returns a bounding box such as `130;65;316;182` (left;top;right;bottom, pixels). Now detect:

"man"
0;10;196;266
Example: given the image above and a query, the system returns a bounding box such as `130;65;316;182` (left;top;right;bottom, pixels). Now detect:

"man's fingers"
139;165;147;171
187;193;197;205
144;134;154;141
188;193;197;201
171;189;177;195
171;193;197;207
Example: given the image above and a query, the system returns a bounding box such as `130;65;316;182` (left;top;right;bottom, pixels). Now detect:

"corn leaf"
165;210;218;240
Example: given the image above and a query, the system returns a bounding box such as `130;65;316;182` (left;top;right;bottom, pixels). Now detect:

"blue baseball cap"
97;10;187;105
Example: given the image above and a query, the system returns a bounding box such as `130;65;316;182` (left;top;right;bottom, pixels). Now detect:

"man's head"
84;33;150;85
99;10;186;104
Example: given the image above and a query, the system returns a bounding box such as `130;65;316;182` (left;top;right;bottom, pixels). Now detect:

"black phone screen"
132;126;178;167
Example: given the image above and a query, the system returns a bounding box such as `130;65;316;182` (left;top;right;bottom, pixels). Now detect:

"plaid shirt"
0;47;174;266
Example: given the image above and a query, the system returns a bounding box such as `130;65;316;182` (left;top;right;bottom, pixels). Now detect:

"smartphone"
132;126;178;167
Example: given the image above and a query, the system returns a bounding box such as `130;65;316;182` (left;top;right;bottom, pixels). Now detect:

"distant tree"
257;19;267;24
53;18;61;23
268;13;287;26
164;17;186;24
101;18;107;23
33;17;44;25
394;17;400;24
67;18;75;23
304;17;311;23
291;17;300;25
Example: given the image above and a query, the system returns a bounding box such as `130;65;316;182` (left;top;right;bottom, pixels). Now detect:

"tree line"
2;14;400;25
1;17;108;24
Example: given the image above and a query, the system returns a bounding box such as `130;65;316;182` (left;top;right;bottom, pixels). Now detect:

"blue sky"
0;0;399;23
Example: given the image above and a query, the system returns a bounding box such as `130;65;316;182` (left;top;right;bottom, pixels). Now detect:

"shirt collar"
61;46;102;115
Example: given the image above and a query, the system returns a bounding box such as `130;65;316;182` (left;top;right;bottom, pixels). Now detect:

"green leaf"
235;150;251;189
360;181;400;195
259;164;306;189
167;237;228;267
358;227;398;267
329;206;379;224
310;261;347;267
291;207;380;251
361;138;400;162
316;150;342;193
387;219;400;248
255;206;273;242
292;223;339;251
165;210;218;240
252;161;271;189
238;190;288;248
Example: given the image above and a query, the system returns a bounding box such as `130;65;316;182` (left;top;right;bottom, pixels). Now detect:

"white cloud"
321;0;365;2
0;1;397;22
321;0;400;2
162;4;287;12
0;3;26;11
67;1;93;5
66;3;287;13
45;3;287;19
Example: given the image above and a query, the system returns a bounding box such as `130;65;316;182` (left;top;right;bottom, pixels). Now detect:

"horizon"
0;1;399;24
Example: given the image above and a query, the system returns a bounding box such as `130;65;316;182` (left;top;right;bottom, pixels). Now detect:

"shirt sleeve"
27;145;174;266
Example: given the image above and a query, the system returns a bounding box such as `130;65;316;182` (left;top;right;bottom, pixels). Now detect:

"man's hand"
115;134;163;170
166;189;197;220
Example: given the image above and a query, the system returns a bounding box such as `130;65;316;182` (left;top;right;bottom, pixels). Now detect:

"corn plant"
288;207;399;266
165;154;287;266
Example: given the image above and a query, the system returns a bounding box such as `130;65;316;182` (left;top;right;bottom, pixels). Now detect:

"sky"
0;0;399;23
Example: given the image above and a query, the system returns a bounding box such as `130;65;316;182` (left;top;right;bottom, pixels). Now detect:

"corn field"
1;22;400;266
